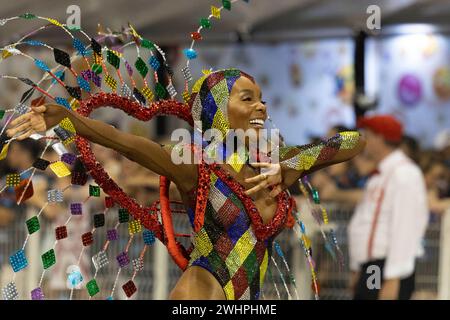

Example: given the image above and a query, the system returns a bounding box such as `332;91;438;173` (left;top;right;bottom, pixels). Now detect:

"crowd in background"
0;120;449;298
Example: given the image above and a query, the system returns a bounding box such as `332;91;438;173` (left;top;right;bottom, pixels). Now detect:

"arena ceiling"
0;0;447;46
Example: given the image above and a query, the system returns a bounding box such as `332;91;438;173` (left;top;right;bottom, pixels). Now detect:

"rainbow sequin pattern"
188;171;270;300
279;131;361;171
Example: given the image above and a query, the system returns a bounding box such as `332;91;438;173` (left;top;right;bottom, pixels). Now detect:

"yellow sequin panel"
211;6;221;19
6;174;20;187
128;220;142;235
60;117;76;134
297;153;316;170
93;52;102;65
182;91;191;104
0;142;10;161
128;24;141;40
339;131;360;150
105;75;117;91
302;235;311;249
62;136;75;147
210;172;218;185
202;69;213;76
49;161;71;178
227;152;244;173
225;250;241;277
141;87;154;102
193;228;213;256
212;109;229;138
210;79;229;112
223;281;235;300
321;207;329;224
45;18;63;27
260;249;269;287
191;75;209;94
69;98;80;110
188;246;202;263
235;230;256;263
1;50;12;59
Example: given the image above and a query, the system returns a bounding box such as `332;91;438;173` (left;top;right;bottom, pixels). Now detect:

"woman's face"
227;76;267;133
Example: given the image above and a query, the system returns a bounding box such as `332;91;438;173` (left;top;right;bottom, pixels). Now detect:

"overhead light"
381;24;438;36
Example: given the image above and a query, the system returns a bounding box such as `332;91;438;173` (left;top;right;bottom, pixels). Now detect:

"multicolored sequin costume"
171;69;361;300
187;162;291;300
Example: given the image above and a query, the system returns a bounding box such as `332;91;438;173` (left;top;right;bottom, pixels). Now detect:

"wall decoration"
397;73;422;107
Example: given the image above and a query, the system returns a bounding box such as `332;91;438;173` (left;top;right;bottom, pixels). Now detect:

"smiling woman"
6;68;365;300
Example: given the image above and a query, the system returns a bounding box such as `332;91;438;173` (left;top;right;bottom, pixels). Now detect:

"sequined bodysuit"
186;162;290;300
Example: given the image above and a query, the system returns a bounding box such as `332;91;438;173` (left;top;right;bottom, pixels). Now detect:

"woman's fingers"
244;173;268;184
31;105;46;113
7;121;30;137
245;162;283;196
16;129;34;141
7;106;46;138
249;162;271;168
31;118;47;132
9;113;31;127
269;184;283;197
245;180;268;196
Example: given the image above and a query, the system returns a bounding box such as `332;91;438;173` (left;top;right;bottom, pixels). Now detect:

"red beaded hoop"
75;92;193;243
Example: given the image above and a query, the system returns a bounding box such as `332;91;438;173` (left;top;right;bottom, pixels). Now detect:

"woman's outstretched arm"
6;104;197;191
279;131;366;189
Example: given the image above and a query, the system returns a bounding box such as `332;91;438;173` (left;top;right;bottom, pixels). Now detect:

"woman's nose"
255;101;266;114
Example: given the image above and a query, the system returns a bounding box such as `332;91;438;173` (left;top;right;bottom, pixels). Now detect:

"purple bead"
61;153;77;165
31;287;44;300
70;203;82;215
81;70;92;81
107;229;118;241
125;61;133;76
116;252;129;268
92;74;101;87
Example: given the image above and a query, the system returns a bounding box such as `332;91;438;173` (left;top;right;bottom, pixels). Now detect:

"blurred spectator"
314;116;429;300
400;135;420;163
0;139;60;223
347;115;428;300
434;129;450;162
420;152;450;215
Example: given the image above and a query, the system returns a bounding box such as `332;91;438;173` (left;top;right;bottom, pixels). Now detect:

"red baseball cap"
357;115;403;143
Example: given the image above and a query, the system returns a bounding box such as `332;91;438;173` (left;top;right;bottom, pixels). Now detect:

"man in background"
315;115;429;299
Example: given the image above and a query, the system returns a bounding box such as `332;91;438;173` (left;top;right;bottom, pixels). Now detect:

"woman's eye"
243;97;252;101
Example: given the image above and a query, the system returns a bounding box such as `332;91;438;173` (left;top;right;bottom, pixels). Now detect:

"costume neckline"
209;163;289;240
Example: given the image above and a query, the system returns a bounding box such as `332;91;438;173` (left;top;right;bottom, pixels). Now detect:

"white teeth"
249;119;265;125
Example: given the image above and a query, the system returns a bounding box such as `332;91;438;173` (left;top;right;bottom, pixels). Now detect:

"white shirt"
348;150;429;279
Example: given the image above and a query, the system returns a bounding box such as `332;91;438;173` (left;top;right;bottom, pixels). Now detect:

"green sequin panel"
106;50;120;69
20;13;36;19
141;39;155;49
26;216;40;234
135;57;148;78
155;82;167;99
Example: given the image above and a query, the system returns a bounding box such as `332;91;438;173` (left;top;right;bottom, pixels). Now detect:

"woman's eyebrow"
239;89;254;95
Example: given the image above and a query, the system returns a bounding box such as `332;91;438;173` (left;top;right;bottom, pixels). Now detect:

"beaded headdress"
190;68;255;137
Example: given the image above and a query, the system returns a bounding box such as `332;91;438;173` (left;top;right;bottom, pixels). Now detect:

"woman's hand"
6;105;47;140
244;162;283;197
